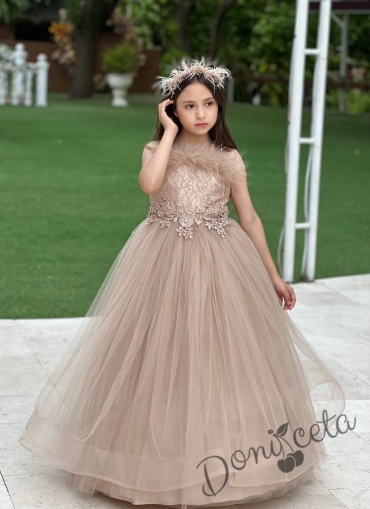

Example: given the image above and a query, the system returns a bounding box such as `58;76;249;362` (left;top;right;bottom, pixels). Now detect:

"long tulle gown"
19;140;346;508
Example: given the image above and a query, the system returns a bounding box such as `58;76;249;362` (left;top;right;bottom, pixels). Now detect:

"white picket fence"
0;42;49;107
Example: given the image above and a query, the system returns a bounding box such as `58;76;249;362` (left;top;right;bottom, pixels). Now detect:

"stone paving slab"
1;274;369;509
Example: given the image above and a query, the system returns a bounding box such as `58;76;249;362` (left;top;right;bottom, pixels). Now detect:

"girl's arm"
138;130;177;194
230;152;296;310
139;98;178;195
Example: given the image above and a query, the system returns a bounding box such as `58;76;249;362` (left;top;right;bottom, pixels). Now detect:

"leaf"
276;422;289;437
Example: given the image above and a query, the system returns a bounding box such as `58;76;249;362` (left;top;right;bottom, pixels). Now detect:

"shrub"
102;41;144;74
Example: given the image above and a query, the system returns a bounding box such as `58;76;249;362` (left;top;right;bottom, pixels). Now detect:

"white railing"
0;42;50;107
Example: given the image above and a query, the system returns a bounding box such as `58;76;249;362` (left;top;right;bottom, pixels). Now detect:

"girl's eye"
185;101;214;109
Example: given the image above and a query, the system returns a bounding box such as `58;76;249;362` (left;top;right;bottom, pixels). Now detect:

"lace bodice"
144;141;246;239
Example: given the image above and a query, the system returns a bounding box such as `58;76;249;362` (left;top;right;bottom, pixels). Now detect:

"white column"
12;42;27;105
24;66;34;106
0;67;6;105
35;54;49;107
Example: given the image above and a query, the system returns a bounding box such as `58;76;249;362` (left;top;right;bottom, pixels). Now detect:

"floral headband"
153;56;232;98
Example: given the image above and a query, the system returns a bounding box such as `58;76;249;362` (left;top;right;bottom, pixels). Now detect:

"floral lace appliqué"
146;193;232;239
143;141;243;240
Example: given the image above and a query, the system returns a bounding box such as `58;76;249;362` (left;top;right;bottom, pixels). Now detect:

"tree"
0;0;30;24
177;0;194;55
175;0;238;60
208;0;237;60
66;0;120;98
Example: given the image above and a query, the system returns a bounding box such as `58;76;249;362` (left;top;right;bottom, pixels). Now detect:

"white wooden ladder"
279;0;332;282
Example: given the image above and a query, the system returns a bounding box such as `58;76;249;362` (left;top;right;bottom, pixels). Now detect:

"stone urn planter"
106;73;135;107
102;41;146;108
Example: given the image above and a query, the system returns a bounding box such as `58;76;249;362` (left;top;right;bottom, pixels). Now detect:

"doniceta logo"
196;409;356;498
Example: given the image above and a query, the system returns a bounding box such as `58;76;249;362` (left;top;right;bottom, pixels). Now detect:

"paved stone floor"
1;273;369;508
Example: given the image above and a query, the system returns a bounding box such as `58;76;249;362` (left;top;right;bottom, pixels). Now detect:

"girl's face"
174;82;218;136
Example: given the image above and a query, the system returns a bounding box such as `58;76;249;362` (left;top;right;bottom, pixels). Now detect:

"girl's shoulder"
143;141;246;181
168;143;246;184
227;148;247;169
144;141;242;160
144;140;160;151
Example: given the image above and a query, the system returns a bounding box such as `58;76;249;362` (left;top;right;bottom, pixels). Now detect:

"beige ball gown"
19;140;346;508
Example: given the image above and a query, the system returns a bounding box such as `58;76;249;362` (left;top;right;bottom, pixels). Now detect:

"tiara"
153;56;232;97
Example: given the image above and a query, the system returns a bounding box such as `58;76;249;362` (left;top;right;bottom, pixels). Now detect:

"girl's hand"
159;99;179;134
271;276;296;310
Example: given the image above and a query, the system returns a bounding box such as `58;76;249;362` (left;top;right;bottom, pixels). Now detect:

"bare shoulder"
225;148;247;185
144;140;160;151
228;149;256;223
227;147;246;166
142;140;159;166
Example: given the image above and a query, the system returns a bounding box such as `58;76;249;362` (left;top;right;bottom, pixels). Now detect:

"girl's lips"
195;123;208;126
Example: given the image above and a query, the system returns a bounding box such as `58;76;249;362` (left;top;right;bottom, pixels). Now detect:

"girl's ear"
174;110;178;117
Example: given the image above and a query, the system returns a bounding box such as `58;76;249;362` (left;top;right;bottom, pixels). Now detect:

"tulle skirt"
19;217;346;508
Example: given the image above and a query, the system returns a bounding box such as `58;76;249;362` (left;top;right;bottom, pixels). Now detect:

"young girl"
19;58;346;508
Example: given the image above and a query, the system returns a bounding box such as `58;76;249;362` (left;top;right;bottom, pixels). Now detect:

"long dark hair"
152;72;237;151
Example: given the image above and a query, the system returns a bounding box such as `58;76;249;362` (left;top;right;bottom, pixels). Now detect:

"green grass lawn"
0;93;369;318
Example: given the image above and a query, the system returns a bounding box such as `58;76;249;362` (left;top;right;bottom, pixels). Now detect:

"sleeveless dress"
18;140;346;509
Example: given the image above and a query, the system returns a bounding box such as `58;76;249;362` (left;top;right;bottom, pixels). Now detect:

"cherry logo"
269;422;305;473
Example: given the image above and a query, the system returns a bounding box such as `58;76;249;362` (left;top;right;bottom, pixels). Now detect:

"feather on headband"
153;56;232;98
